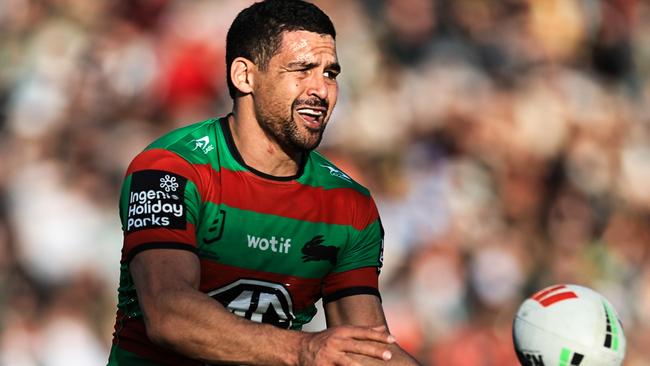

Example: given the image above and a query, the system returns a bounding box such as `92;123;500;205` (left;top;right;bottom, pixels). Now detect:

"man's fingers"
343;339;393;360
342;325;396;344
329;328;395;361
370;325;397;343
299;326;398;365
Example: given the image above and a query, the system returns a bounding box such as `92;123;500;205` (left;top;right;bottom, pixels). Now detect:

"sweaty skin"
229;31;340;177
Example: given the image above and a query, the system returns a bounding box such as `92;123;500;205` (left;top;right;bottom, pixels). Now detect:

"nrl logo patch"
203;210;226;245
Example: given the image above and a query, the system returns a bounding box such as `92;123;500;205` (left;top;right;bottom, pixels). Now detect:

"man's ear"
230;57;255;95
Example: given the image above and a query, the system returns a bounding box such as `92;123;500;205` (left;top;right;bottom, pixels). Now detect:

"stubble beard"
256;98;326;154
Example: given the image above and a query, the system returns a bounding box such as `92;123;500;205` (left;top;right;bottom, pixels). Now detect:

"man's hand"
298;325;396;366
324;295;422;365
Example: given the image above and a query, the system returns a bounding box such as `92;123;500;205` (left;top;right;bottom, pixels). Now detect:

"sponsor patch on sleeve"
126;170;187;233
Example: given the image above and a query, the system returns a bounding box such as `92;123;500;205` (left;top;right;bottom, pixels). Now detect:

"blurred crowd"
0;0;649;365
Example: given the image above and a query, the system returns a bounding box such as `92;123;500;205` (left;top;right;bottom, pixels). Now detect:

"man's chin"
294;133;323;152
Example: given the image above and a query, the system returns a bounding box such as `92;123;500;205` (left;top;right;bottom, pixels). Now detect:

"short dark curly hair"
225;0;336;99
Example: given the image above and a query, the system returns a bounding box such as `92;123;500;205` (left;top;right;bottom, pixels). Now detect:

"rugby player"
108;1;420;365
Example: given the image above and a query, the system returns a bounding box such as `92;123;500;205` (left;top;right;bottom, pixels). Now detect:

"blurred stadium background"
1;0;649;364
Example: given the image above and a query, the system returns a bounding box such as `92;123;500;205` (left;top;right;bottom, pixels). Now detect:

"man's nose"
306;72;329;100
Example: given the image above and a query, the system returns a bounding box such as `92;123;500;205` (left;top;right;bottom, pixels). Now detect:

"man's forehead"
279;30;336;56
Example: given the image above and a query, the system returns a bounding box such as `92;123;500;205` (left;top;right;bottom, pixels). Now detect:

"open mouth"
296;107;326;130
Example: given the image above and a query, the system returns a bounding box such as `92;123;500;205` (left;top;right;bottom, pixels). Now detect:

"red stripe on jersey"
122;223;196;262
322;267;379;298
199;261;321;311
215;169;379;231
126;149;379;230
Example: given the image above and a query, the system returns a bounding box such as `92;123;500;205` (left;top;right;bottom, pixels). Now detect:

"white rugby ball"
513;284;626;366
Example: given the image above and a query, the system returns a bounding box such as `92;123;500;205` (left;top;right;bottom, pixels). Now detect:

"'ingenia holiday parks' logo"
126;170;187;232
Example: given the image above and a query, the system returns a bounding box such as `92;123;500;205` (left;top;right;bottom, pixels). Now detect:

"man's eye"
324;70;339;80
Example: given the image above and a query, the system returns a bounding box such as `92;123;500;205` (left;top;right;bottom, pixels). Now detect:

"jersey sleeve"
118;148;204;263
321;196;384;303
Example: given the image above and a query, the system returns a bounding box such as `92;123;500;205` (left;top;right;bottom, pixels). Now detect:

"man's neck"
227;110;302;178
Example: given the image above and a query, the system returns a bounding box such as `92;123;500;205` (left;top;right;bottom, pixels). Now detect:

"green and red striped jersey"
109;116;384;365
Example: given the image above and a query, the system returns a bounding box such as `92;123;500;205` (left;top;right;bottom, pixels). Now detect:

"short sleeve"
321;197;384;303
118;148;204;263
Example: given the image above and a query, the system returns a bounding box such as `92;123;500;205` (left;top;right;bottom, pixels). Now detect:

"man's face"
252;30;340;153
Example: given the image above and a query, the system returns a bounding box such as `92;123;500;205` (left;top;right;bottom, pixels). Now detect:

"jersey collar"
220;116;307;182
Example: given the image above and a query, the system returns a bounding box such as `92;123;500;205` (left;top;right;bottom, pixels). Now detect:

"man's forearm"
143;286;302;365
131;250;395;365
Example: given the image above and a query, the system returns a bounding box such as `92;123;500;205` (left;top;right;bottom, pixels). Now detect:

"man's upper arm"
130;248;201;305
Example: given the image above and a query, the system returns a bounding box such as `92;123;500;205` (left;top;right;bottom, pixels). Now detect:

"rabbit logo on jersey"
126;170;187;232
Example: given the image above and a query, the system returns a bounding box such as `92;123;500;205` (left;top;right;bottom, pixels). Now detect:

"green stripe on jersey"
196;203;381;278
299;150;371;196
145;118;247;174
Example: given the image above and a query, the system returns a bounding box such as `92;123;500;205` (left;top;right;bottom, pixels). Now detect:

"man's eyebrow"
286;60;319;69
285;60;341;73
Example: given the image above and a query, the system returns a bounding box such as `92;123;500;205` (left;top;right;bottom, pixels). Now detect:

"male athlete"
108;1;420;365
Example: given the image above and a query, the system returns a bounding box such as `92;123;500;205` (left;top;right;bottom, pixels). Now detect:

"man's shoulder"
147;118;219;151
136;118;224;164
122;117;225;180
306;151;371;197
